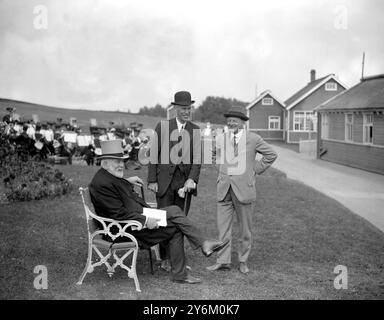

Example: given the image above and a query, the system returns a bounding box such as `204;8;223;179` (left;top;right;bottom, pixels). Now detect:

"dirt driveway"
271;145;384;233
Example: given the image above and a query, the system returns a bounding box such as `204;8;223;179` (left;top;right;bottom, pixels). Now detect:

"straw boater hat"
98;140;129;160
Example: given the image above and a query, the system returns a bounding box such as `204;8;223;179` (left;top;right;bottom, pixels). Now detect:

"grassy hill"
0;98;164;131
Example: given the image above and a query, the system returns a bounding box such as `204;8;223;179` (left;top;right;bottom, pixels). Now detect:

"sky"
0;0;383;112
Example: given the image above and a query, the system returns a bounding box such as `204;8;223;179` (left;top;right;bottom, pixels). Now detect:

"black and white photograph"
0;0;383;303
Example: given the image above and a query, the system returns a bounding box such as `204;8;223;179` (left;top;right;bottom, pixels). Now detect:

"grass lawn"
0;163;383;300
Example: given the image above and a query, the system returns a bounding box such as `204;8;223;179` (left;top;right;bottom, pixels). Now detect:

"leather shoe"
239;262;249;274
172;274;202;284
206;263;231;271
201;239;229;257
160;260;192;272
160;259;171;272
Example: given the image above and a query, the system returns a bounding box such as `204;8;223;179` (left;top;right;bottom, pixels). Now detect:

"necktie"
178;125;184;158
233;135;238;157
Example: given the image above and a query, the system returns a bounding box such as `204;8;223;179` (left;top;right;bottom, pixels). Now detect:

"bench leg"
148;249;154;275
77;242;93;285
152;244;161;262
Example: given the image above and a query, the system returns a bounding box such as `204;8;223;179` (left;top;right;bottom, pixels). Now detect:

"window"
321;113;329;139
268;116;280;130
294;111;317;132
262;98;273;105
294;112;305;131
363;113;373;144
345;113;353;142
325;82;337;91
305;112;317;131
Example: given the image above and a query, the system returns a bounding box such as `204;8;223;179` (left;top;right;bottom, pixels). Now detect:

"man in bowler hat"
147;91;202;271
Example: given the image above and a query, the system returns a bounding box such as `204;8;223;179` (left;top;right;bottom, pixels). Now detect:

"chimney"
310;69;316;82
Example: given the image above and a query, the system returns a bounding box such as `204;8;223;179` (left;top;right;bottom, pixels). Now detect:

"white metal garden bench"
77;186;160;292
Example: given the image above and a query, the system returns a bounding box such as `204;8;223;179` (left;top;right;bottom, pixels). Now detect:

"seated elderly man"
89;140;228;284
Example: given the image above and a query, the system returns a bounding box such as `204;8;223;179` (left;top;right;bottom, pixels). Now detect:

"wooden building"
246;90;286;140
316;74;384;174
285;70;347;143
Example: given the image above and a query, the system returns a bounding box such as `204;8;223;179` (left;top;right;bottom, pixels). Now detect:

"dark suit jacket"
89;168;148;226
147;118;201;197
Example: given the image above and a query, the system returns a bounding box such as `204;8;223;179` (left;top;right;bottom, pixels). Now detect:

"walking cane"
183;189;191;215
140;184;146;202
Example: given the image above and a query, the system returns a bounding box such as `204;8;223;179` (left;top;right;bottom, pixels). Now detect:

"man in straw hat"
89;140;228;284
207;105;277;274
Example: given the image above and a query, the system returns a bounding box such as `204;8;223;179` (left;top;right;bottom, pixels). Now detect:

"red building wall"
374;114;384;145
328;113;344;140
288;80;346;143
319;112;384;174
248;94;285;140
248;96;284;130
353;114;364;143
321;139;384;174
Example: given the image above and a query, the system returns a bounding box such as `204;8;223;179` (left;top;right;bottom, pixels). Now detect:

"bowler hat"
224;106;249;121
171;91;195;106
98;140;129;160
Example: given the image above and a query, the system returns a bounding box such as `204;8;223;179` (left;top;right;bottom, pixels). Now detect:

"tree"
138;104;166;117
195;96;248;124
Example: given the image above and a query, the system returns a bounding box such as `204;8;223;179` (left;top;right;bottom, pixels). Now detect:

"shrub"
0;125;74;202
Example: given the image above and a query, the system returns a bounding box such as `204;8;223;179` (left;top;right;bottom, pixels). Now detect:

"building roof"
285;74;348;110
316;74;384;111
246;90;286;110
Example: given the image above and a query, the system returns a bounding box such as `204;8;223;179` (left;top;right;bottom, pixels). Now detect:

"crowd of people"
0;107;147;167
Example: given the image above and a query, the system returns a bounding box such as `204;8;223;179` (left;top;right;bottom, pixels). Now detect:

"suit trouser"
129;205;204;280
216;187;254;264
156;166;192;214
156;166;192;260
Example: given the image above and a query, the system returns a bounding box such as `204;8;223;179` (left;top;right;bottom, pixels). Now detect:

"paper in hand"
142;208;167;227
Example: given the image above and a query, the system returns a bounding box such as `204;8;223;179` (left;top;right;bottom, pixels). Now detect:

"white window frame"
325;82;337;91
293;111;317;132
345;113;354;142
268;116;280;130
306;112;317;132
321;113;329;139
363;113;373;145
294;111;305;131
262;97;274;105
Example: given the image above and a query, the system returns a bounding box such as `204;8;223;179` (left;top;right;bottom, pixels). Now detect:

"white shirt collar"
176;117;186;132
230;129;244;141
